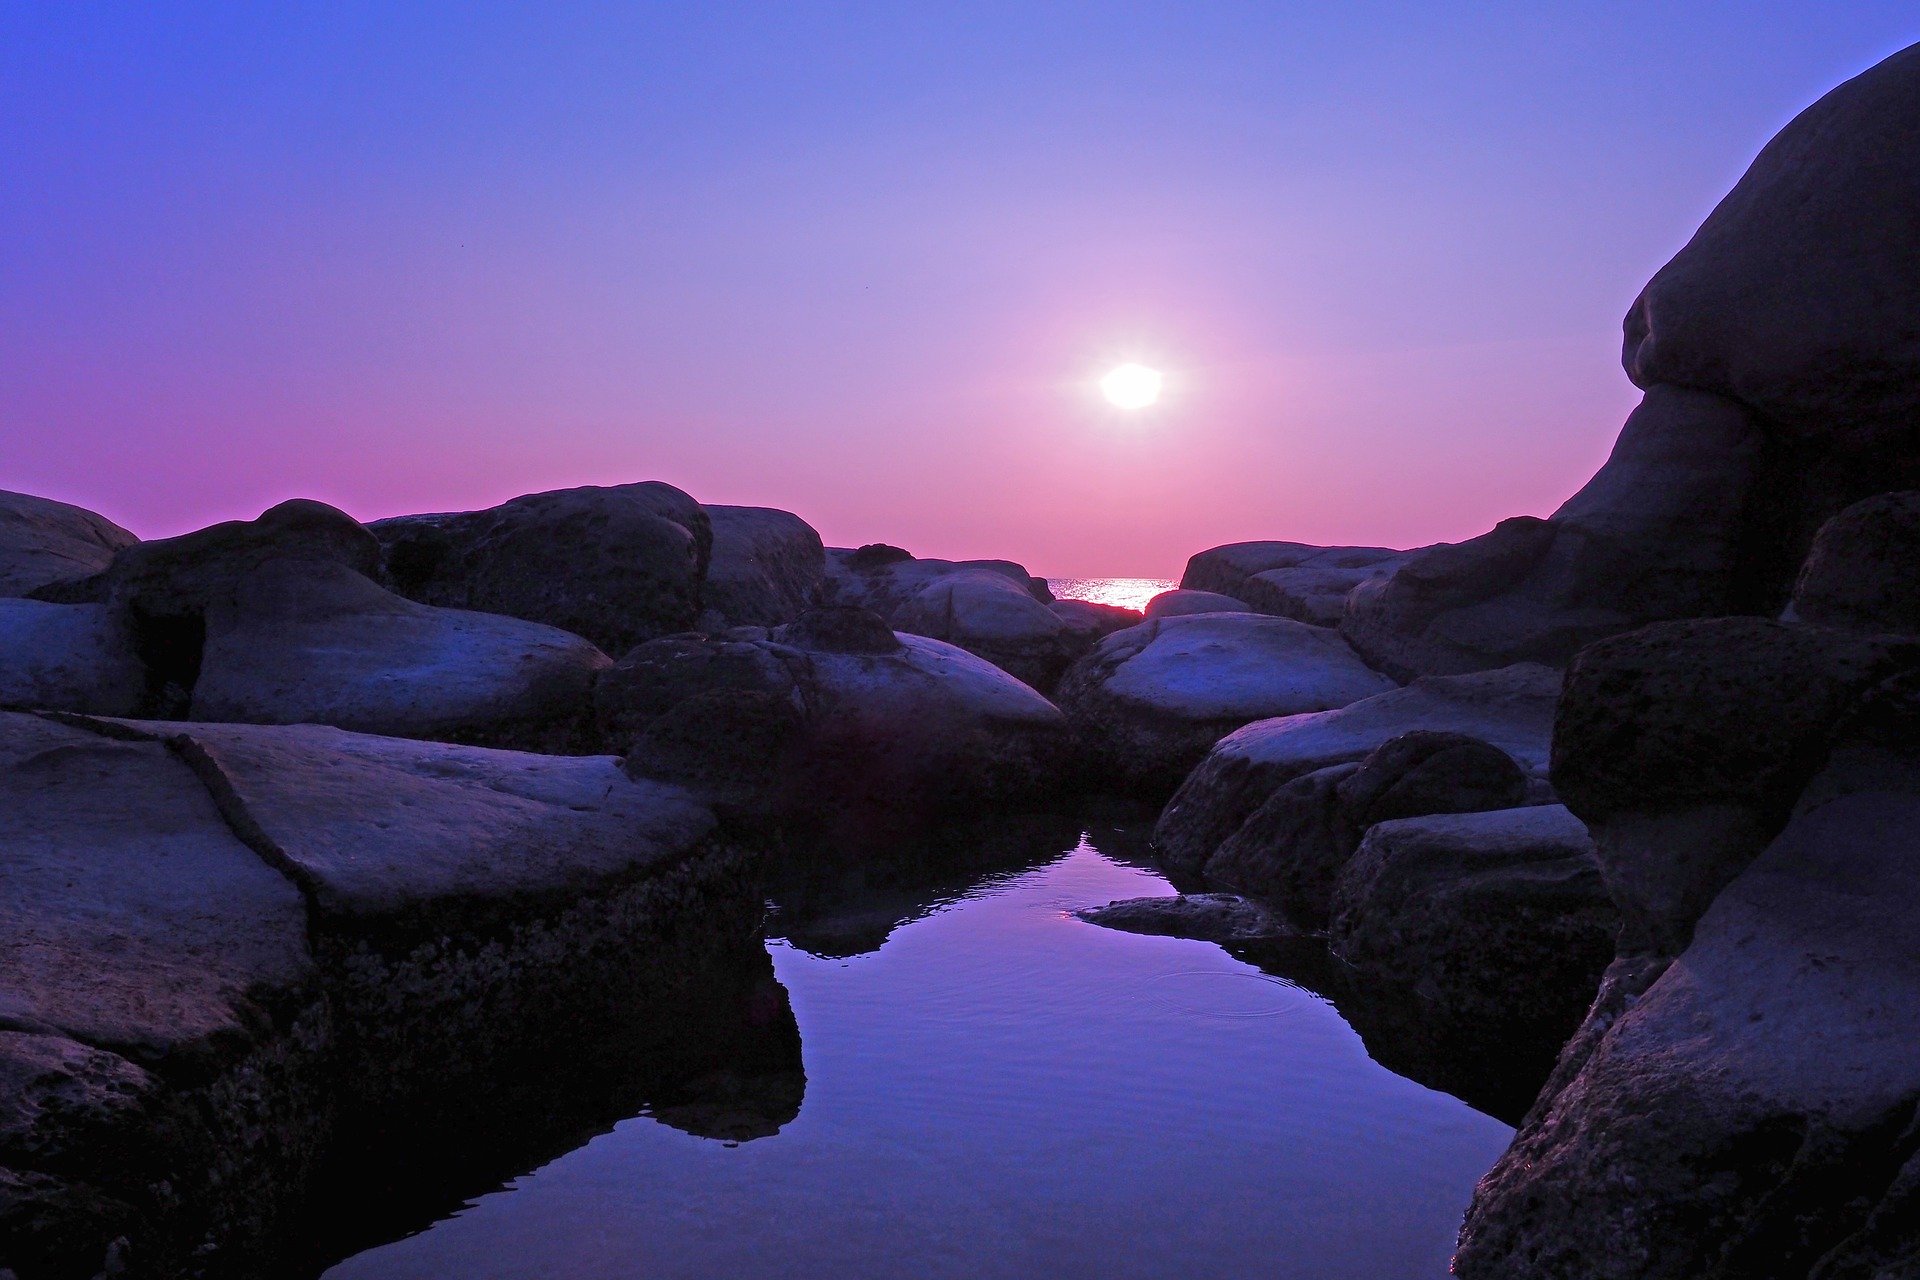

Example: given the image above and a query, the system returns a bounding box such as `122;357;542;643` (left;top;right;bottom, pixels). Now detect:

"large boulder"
699;505;827;629
1143;589;1251;618
1155;662;1560;875
191;559;611;752
1328;805;1615;1078
1456;688;1920;1279
1056;613;1397;795
372;482;710;657
819;548;1071;689
103;498;381;619
1048;598;1144;647
1205;729;1528;921
1624;43;1920;475
889;567;1076;690
1343;386;1769;679
1553;616;1919;954
0;491;137;599
1788;490;1920;635
1181;541;1412;627
0;601;146;716
1349;46;1920;680
603;607;1071;826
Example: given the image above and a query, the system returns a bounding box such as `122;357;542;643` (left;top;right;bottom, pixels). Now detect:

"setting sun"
1100;362;1164;410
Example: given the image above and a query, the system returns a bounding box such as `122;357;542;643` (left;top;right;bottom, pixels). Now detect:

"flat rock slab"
0;712;313;1068
1074;893;1293;943
1154;662;1560;872
112;719;717;935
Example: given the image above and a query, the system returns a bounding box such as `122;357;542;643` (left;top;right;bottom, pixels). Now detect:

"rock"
1788;490;1920;635
0;491;137;599
1343;386;1768;679
373;482;710;657
1056;613;1398;795
0;601;146;716
594;632;800;749
1328;805;1615;1076
1456;710;1920;1279
0;713;313;1064
104;498;381;621
1074;893;1293;943
1553;616;1919;953
1181;541;1412;626
819;549;1068;688
1625;43;1920;472
610;609;1071;825
1049;598;1143;644
190;559;611;752
1205;730;1528;921
1155;662;1560;875
1;710;748;1277
1143;589;1251;618
700;505;827;628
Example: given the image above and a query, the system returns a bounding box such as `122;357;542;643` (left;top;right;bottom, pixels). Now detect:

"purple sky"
5;5;1917;576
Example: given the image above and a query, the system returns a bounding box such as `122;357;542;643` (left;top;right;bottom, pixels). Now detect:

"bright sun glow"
1100;363;1164;410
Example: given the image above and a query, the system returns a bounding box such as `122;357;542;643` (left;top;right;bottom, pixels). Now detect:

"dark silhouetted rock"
1181;540;1412;626
700;505;826;628
192;559;611;752
1789;490;1920;635
106;498;380;620
1553;616;1918;954
1205;730;1528;921
1329;805;1614;1073
1457;707;1920;1280
1143;588;1251;618
1049;598;1143;644
1155;663;1559;875
0;491;137;599
0;601;145;715
610;611;1070;824
373;482;709;657
1074;893;1292;943
843;542;913;571
1343;386;1767;679
1057;613;1397;795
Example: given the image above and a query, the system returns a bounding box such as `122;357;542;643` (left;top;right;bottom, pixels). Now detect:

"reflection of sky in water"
1047;577;1175;613
328;837;1509;1280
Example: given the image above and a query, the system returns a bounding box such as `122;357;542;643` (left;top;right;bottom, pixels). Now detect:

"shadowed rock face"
699;504;827;629
1456;684;1920;1279
1345;46;1920;680
1789;490;1920;635
1204;729;1529;922
1155;663;1559;877
373;482;710;657
603;609;1072;830
1143;589;1250;619
1552;616;1919;955
0;601;145;716
0;490;137;599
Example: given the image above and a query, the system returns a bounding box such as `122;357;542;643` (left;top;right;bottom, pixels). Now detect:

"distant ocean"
1045;577;1175;613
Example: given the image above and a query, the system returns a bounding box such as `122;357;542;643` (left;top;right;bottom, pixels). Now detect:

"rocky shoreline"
6;39;1920;1280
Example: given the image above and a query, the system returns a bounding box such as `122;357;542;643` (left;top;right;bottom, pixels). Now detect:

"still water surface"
327;820;1510;1280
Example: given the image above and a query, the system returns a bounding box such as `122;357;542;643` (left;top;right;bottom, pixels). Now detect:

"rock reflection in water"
296;937;805;1274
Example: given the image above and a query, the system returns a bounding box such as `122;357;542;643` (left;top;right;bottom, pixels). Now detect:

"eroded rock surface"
1788;490;1920;635
700;505;827;629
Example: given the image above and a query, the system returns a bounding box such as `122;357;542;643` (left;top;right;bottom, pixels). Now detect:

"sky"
4;5;1917;577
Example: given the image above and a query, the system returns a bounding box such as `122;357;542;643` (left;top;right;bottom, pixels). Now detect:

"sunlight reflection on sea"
1046;577;1175;613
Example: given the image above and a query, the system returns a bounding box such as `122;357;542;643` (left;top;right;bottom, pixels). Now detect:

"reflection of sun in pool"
1100;363;1163;410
